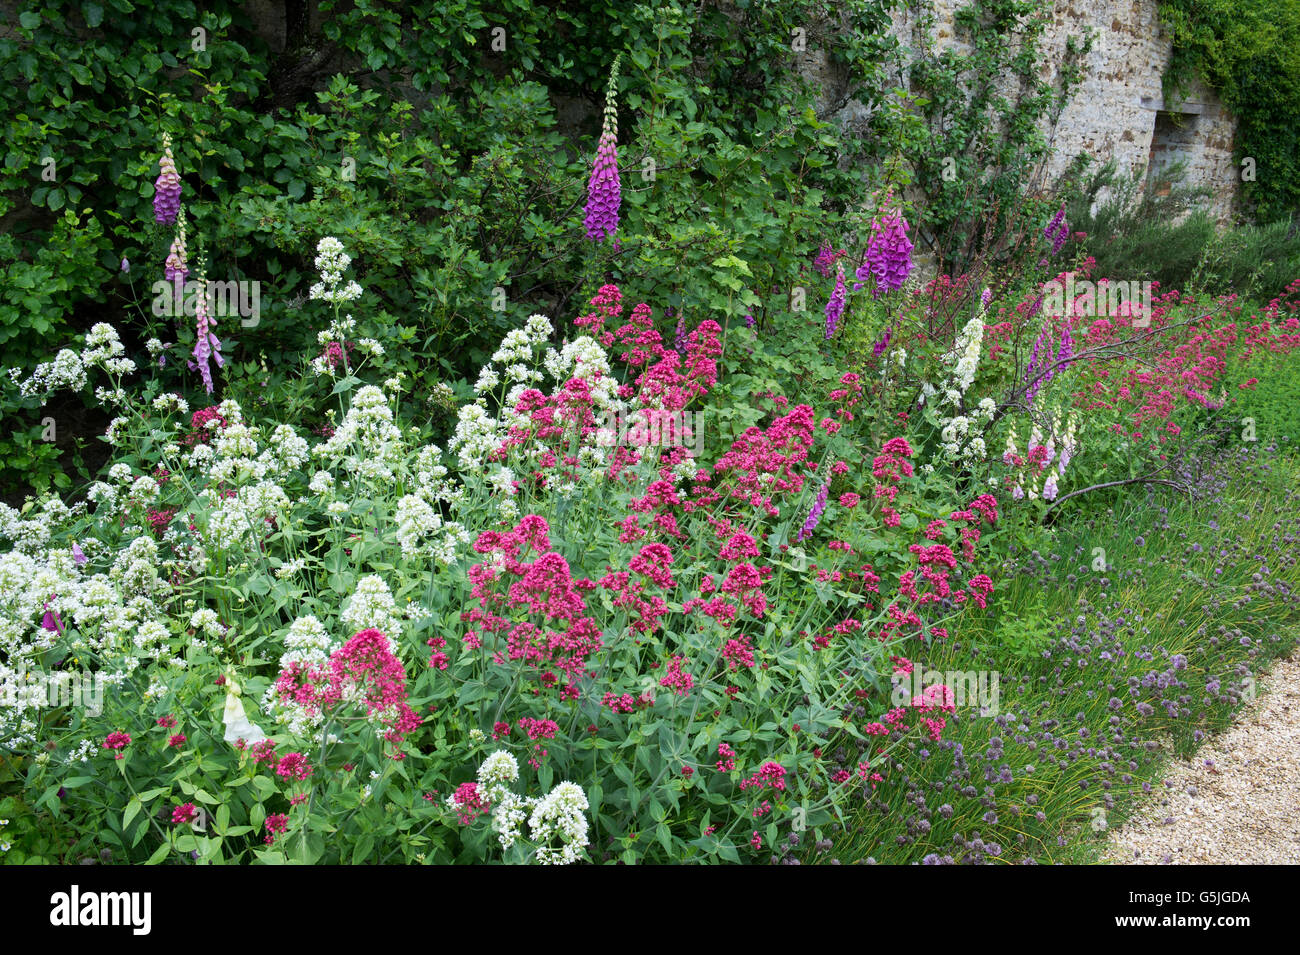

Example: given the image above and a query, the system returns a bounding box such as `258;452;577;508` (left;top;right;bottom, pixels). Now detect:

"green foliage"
0;0;905;499
1157;0;1300;223
1066;159;1300;297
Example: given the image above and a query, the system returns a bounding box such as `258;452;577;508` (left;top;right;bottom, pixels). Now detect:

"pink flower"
168;734;187;748
716;743;736;773
171;803;197;825
450;782;491;825
274;752;313;781
264;813;289;845
154;137;181;224
739;761;788;792
518;717;560;741
658;655;695;696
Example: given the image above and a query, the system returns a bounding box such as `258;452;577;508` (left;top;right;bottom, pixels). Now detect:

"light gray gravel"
1103;651;1300;865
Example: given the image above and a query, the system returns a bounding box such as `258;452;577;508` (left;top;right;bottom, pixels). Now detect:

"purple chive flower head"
584;56;622;242
824;263;847;340
120;258;130;274
154;133;182;225
797;480;830;542
859;208;914;298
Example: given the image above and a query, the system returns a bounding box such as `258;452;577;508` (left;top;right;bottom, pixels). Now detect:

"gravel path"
1103;652;1300;865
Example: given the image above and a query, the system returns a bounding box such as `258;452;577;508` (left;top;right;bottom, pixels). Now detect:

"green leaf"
141;839;170;865
123;796;142;830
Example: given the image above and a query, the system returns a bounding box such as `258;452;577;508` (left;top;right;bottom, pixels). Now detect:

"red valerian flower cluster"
273;628;422;754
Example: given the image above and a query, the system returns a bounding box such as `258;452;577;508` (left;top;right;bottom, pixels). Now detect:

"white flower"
528;781;590;865
478;750;520;791
341;574;402;637
309;470;334;495
309;237;364;303
221;691;267;745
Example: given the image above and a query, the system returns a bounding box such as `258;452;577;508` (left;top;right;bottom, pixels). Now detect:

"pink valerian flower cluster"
715;743;737;772
599;543;675;635
274;752;313;782
273;629;422;754
947;492;999;563
659;655;695;696
871;436;914;527
709;404;817;518
910;684;957;713
601;691;654;713
738;761;788;792
814;241;848;277
317;340;355;372
181;405;227;446
426;636;449;670
462;515;602;698
810;616;863;652
104;731;131;758
263;813;289;845
449;782;490;825
828;372;864;423
517;717;560;769
171;803;197;825
720;634;756;670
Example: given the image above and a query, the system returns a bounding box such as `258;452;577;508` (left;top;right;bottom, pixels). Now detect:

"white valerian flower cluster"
199;480;291;555
449;404;503;472
936;397;997;464
13;323;136;404
262;614;340;736
466;750;589;863
450;317;555;473
0;522;177;750
393;492;470;565
151;392;190;415
313;386;405;483
18;349;86;399
340;574;402;638
528;781;591;866
257;424;310;478
309;237;364;303
454;316;636;504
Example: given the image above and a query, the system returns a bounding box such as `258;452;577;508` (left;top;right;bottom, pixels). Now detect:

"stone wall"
801;0;1240;222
